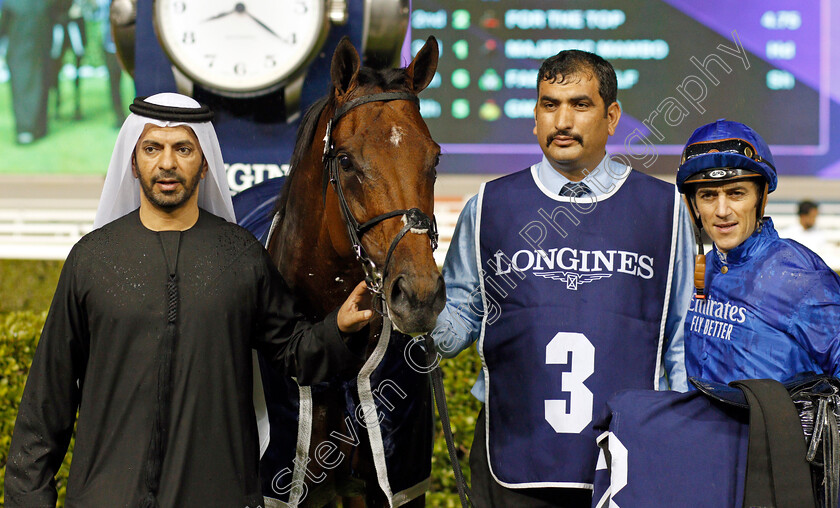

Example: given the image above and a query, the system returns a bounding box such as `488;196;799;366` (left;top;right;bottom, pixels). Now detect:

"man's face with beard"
132;124;207;212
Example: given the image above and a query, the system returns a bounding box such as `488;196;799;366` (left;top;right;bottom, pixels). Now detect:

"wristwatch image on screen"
113;0;407;123
153;0;345;120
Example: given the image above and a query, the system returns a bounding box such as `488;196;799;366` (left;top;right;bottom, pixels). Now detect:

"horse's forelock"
355;66;411;91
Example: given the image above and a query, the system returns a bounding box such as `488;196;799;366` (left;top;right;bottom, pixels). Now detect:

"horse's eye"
338;154;353;171
434;155;441;167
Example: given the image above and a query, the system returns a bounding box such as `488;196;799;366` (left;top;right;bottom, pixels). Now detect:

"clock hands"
245;12;283;40
202;2;293;44
202;3;242;22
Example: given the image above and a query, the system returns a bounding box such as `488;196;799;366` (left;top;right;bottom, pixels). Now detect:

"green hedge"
0;260;63;314
0;311;75;506
0;260;483;506
428;348;483;507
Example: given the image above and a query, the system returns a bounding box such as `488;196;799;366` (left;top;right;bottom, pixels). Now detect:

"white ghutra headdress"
93;93;235;228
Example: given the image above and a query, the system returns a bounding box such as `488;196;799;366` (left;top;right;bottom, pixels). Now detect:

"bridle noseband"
322;92;439;314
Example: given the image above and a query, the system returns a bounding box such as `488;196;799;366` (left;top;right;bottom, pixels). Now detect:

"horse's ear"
331;36;361;97
405;36;439;94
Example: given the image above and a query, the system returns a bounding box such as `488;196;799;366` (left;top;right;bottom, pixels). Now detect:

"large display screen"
409;0;840;177
3;1;840;179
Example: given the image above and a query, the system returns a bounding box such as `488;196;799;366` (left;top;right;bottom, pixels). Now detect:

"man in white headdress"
5;93;373;508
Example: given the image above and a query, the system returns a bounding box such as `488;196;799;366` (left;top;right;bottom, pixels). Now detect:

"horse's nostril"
390;275;410;306
390;273;444;312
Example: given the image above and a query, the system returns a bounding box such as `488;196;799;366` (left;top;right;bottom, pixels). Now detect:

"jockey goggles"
681;138;776;173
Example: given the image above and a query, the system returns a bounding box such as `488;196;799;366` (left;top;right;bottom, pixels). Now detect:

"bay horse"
262;36;444;507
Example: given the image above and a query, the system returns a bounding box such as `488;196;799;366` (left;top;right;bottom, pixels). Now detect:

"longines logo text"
225;163;290;194
493;248;654;290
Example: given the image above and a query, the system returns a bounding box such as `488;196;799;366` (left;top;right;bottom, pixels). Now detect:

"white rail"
0;208;96;260
2;198;839;270
0;198;469;263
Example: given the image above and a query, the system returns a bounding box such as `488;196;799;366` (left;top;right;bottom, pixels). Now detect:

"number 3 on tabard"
545;332;594;434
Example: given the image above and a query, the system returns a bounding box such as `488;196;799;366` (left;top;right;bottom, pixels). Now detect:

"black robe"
5;209;364;507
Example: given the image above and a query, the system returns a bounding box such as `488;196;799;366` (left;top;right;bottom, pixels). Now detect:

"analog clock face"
154;0;326;95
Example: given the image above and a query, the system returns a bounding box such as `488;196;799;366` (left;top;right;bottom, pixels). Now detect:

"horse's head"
322;36;444;334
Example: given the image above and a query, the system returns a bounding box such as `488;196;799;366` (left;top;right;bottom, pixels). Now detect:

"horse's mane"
272;66;414;223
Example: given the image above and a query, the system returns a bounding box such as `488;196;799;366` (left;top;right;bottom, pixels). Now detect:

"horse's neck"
274;156;362;318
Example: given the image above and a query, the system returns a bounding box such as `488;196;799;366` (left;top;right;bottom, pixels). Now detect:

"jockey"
676;119;840;384
591;118;840;508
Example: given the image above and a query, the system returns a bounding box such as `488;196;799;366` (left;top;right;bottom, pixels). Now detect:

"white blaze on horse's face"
390;126;405;147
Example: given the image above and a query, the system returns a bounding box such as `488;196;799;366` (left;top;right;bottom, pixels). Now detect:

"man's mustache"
152;170;186;185
546;130;583;147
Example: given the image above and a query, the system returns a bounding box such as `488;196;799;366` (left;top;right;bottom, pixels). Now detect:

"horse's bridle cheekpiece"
322;92;439;314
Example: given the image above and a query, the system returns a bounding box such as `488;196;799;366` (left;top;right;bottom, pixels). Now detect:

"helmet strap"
694;253;707;299
683;194;707;299
756;181;769;231
683;193;703;231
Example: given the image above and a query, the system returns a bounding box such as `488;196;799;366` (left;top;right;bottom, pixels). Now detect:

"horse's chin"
387;309;440;336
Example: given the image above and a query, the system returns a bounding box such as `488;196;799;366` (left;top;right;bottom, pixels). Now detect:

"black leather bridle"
322;92;439;313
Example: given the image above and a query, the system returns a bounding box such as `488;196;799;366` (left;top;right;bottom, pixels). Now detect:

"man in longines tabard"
432;50;695;506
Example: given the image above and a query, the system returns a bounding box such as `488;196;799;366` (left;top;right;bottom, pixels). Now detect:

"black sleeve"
5;248;88;507
253;248;366;385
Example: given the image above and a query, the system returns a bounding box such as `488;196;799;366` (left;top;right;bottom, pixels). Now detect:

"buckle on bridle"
403;208;431;233
323;120;333;157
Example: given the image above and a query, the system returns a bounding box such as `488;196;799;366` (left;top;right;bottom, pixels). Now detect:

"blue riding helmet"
676;119;778;195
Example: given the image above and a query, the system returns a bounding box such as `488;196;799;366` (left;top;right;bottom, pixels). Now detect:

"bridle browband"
322;91;439;313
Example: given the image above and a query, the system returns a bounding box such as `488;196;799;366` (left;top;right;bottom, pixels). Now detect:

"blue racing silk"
685;218;840;384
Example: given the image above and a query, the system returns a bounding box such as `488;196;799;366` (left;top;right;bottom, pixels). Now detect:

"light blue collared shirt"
432;154;695;401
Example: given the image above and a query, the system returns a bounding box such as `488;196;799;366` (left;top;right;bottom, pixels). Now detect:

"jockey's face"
693;179;761;254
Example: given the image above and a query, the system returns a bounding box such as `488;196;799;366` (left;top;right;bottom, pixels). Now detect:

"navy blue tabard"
592;389;748;507
477;165;678;487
